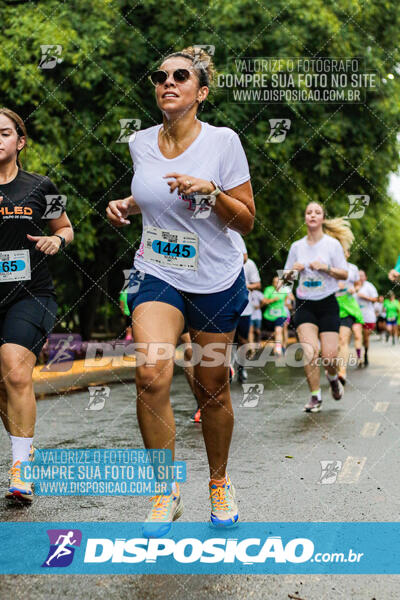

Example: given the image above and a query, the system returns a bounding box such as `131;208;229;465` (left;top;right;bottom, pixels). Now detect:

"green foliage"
1;0;400;335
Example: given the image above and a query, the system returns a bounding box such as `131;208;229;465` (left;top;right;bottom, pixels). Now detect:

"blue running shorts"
128;269;248;333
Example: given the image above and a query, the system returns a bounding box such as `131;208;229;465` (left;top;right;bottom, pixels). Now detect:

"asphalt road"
1;337;400;599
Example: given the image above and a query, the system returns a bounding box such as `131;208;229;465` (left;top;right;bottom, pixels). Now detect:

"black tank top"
0;169;65;309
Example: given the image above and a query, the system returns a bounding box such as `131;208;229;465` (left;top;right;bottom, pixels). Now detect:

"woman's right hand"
106;198;133;227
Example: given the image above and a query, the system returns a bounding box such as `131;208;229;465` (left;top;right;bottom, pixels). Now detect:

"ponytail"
323;217;354;253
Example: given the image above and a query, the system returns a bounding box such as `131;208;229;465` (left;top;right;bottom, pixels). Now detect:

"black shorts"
294;294;340;333
340;315;356;329
0;295;58;359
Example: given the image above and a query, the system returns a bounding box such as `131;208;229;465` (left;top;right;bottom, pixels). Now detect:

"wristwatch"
53;234;66;249
209;180;222;205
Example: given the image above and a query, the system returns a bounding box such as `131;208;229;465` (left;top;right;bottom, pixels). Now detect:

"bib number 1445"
152;240;195;259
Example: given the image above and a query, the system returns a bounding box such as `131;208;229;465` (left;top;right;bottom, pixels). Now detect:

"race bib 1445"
142;227;198;270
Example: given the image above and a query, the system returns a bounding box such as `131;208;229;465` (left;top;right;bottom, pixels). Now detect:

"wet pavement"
1;338;400;598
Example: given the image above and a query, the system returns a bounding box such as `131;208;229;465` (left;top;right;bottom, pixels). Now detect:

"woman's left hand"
309;260;328;272
26;233;61;255
164;173;215;195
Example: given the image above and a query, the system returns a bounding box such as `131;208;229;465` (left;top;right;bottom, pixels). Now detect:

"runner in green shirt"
383;292;400;345
262;276;289;356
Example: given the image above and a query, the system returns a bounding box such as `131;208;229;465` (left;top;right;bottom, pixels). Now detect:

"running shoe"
237;366;248;383
5;460;33;502
364;353;369;367
190;408;201;423
303;396;322;413
329;377;344;401
142;483;184;538
229;364;235;382
209;474;238;527
356;358;363;369
338;373;346;386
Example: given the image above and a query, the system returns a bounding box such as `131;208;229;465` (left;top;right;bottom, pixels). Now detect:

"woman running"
261;276;288;357
356;270;378;367
282;202;350;413
106;47;254;533
375;295;386;341
383;291;400;345
249;287;264;352
336;251;364;384
0;108;73;501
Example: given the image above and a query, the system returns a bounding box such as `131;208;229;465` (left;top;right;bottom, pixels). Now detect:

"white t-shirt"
229;232;261;315
129;121;250;293
357;281;378;323
336;262;360;297
250;290;264;320
284;234;348;300
374;301;384;318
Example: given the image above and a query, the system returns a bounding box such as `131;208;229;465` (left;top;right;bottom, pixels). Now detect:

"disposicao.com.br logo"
0;522;384;574
38;524;366;574
83;535;363;566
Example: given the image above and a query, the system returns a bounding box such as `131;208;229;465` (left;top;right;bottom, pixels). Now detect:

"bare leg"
352;322;362;352
363;328;370;364
338;325;352;379
132;302;184;459
320;331;340;376
283;322;288;349
274;325;283;354
190;328;235;480
296;323;320;392
0;344;37;437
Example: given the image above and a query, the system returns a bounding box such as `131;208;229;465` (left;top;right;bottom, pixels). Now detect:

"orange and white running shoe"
209;474;238;527
142;483;184;538
5;460;33;502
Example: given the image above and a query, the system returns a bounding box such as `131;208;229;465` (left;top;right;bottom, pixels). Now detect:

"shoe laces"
148;493;172;519
209;484;231;511
8;462;25;486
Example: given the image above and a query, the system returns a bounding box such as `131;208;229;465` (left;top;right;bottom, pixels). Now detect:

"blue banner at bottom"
0;522;399;574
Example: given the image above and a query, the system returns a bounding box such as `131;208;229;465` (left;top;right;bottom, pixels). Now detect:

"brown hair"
306;201;354;253
0;108;27;168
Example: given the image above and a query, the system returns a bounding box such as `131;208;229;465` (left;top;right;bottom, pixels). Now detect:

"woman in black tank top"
0;108;73;502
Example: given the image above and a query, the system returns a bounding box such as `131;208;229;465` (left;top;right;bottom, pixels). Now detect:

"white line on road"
360;422;380;438
338;457;367;483
373;402;389;413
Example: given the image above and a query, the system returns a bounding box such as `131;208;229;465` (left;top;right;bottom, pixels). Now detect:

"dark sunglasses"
149;68;191;86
